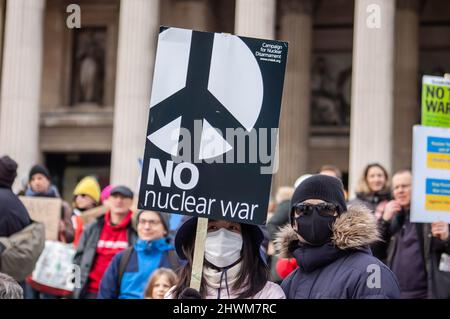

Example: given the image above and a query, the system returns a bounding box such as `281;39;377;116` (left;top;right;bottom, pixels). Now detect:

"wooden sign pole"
189;217;208;291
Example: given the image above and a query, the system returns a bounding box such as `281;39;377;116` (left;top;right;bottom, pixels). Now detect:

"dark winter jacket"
72;214;138;299
0;186;31;237
275;206;400;299
348;190;392;213
379;211;450;299
267;200;291;241
98;238;178;299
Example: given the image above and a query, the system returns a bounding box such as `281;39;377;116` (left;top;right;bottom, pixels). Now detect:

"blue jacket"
98;238;176;299
276;206;400;299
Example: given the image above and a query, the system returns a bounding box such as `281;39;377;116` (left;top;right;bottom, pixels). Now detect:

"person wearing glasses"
379;170;450;299
97;210;180;299
275;174;400;299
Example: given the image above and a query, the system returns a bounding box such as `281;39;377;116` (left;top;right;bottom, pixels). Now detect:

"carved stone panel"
70;27;106;106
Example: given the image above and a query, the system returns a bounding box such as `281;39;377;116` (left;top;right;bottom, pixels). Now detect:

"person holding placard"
379;170;450;299
25;164;74;243
24;164;75;299
166;217;285;299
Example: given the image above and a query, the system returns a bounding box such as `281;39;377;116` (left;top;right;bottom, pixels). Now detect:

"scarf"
202;262;242;299
25;185;60;198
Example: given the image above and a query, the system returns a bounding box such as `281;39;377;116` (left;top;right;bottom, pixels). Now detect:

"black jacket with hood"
0;186;31;237
379;211;450;299
276;206;400;299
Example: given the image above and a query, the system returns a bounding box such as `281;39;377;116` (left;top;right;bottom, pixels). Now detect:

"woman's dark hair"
171;223;269;299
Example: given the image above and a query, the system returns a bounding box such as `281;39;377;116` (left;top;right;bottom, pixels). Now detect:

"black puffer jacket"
379;212;450;299
348;190;392;214
0;186;31;237
276;206;400;299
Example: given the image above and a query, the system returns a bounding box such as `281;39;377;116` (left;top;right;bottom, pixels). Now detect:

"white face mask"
204;228;243;268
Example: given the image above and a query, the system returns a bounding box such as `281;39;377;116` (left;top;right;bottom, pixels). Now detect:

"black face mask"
293;204;339;246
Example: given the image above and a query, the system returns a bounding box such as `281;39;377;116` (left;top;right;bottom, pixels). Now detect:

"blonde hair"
355;163;390;195
144;268;178;299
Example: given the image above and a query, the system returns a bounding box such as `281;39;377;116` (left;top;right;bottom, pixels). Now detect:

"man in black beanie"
0;155;31;237
24;163;74;245
275;174;400;299
26;164;58;197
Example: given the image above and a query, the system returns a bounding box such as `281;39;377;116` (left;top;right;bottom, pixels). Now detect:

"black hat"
136;210;171;232
0;156;18;188
110;185;134;199
291;174;347;215
29;164;50;182
174;217;264;261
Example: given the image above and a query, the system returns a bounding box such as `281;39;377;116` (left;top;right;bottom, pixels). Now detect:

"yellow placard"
425;194;450;211
427;152;450;169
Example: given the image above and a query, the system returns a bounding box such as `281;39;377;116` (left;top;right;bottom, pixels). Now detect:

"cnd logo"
147;28;264;163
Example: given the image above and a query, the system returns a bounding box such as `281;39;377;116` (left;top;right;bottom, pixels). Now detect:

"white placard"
411;125;450;223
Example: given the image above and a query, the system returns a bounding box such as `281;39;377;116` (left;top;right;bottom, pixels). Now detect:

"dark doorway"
45;153;110;202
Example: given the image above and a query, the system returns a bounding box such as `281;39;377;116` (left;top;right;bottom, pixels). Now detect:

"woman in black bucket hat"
166;217;285;299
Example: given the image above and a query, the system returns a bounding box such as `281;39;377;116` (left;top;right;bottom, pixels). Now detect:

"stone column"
235;0;276;39
0;0;5;75
0;0;45;192
110;0;160;190
393;0;419;172
349;0;395;197
272;0;312;191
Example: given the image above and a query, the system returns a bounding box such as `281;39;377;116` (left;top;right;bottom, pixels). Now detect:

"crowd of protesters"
1;154;449;299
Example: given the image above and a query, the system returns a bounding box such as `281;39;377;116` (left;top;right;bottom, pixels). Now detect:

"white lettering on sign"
147;158;199;190
220;200;259;221
97;240;128;250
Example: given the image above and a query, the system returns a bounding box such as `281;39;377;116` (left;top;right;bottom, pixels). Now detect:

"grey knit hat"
136;210;171;232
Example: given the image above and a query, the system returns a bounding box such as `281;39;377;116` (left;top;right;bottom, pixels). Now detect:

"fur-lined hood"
274;205;380;258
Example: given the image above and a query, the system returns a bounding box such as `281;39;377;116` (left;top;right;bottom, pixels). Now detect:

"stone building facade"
0;0;449;200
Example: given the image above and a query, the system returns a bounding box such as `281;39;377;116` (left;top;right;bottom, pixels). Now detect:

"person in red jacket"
73;185;138;299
